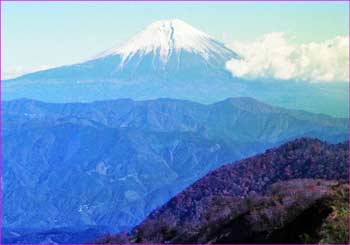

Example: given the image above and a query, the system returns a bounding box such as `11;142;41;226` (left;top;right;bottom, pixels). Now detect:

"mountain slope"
2;98;347;239
101;138;349;244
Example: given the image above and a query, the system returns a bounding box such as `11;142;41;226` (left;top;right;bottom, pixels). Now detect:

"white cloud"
226;33;349;82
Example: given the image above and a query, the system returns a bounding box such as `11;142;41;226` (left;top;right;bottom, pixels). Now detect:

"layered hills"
2;98;346;238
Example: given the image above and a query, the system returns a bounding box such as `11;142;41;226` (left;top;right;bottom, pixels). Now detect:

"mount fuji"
96;19;240;80
3;19;241;102
3;19;348;117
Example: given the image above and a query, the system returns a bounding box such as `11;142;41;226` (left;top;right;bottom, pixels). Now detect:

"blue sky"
2;1;349;78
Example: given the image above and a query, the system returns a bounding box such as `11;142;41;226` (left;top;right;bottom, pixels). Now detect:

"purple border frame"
0;0;349;1
0;0;349;245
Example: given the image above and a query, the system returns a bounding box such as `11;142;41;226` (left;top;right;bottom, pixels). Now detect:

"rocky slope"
98;138;349;244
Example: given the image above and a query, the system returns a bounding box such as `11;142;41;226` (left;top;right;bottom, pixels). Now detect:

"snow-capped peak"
100;19;234;64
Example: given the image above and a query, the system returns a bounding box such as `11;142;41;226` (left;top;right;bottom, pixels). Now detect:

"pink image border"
0;0;349;244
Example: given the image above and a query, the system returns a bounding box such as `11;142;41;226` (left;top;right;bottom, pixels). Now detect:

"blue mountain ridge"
2;97;347;244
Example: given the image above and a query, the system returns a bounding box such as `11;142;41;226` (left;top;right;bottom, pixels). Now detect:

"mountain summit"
99;19;238;66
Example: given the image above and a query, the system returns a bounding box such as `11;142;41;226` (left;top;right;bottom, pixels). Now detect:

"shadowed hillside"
97;138;349;244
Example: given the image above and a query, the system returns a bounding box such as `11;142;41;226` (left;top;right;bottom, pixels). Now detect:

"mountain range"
3;19;348;117
2;97;347;244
